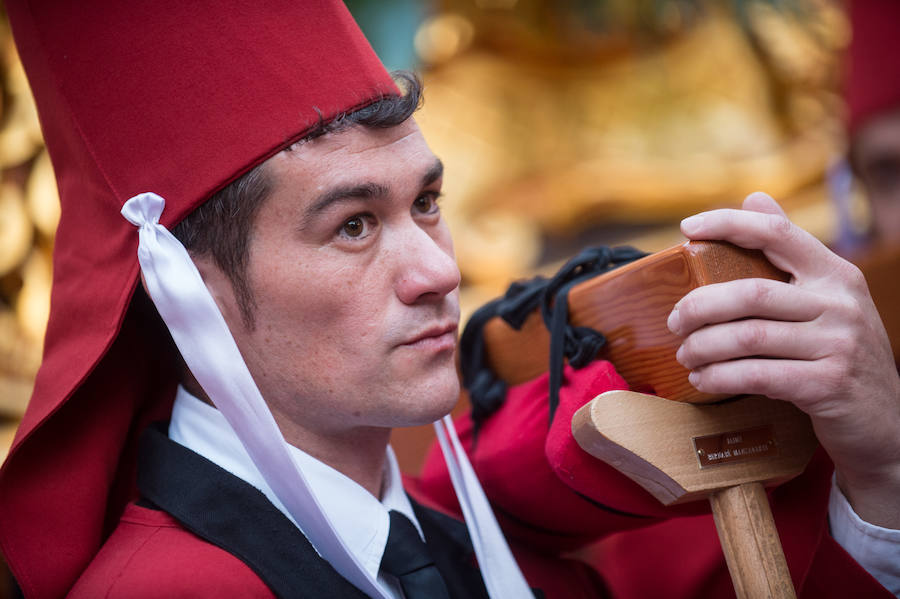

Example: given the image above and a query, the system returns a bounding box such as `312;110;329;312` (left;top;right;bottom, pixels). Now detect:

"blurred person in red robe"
846;0;900;243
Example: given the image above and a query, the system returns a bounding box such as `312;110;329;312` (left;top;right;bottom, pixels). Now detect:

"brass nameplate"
693;425;778;469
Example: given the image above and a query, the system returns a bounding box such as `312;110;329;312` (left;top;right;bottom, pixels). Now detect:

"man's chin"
395;376;460;427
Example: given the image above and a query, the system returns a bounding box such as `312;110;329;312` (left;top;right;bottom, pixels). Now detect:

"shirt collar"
167;385;422;581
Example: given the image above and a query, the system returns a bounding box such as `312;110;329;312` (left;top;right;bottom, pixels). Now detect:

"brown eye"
342;217;365;237
413;194;438;214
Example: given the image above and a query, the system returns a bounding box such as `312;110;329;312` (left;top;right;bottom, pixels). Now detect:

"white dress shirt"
828;475;900;596
168;386;419;599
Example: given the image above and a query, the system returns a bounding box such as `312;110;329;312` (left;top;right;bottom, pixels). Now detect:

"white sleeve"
828;475;900;596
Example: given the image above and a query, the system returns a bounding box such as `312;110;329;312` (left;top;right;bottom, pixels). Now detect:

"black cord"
460;246;646;441
540;246;646;422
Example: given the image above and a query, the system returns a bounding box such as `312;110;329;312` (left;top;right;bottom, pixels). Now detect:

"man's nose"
393;224;461;305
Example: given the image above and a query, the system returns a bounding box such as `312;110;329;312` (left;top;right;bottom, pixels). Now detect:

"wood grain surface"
710;482;797;599
571;390;817;505
485;240;789;403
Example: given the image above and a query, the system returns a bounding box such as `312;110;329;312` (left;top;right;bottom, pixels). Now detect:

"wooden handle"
572;391;813;598
709;483;796;599
484;240;789;403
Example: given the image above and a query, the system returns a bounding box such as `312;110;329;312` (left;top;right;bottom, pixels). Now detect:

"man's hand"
667;192;900;529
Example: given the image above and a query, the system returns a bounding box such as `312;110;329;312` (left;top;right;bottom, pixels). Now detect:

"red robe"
69;506;276;599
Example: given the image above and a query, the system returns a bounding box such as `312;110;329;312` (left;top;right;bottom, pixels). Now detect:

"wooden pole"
709;482;796;599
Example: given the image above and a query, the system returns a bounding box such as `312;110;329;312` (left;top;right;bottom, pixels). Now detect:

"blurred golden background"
408;0;855;309
0;9;54;466
0;0;869;473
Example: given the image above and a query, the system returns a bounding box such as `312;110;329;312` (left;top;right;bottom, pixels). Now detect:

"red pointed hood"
0;2;396;597
846;0;900;136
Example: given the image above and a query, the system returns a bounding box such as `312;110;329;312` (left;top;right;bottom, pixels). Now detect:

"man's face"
853;107;900;242
197;119;461;446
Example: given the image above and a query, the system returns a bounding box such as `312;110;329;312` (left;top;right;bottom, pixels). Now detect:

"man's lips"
400;322;459;350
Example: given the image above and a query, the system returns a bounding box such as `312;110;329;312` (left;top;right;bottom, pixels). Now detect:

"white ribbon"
435;415;534;598
123;191;532;598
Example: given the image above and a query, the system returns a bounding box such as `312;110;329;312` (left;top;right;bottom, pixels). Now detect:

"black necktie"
380;510;451;599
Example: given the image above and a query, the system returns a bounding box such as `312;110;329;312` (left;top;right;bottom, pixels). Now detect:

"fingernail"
667;306;680;334
675;344;685;366
688;371;700;388
681;215;704;236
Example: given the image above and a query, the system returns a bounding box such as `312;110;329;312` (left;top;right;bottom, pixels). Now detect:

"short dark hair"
172;71;423;328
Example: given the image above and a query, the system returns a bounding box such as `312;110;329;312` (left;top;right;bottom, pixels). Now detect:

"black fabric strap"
138;423;371;599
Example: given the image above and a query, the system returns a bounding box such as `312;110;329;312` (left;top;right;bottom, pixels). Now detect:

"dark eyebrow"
301;181;389;230
300;157;444;230
422;159;444;187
